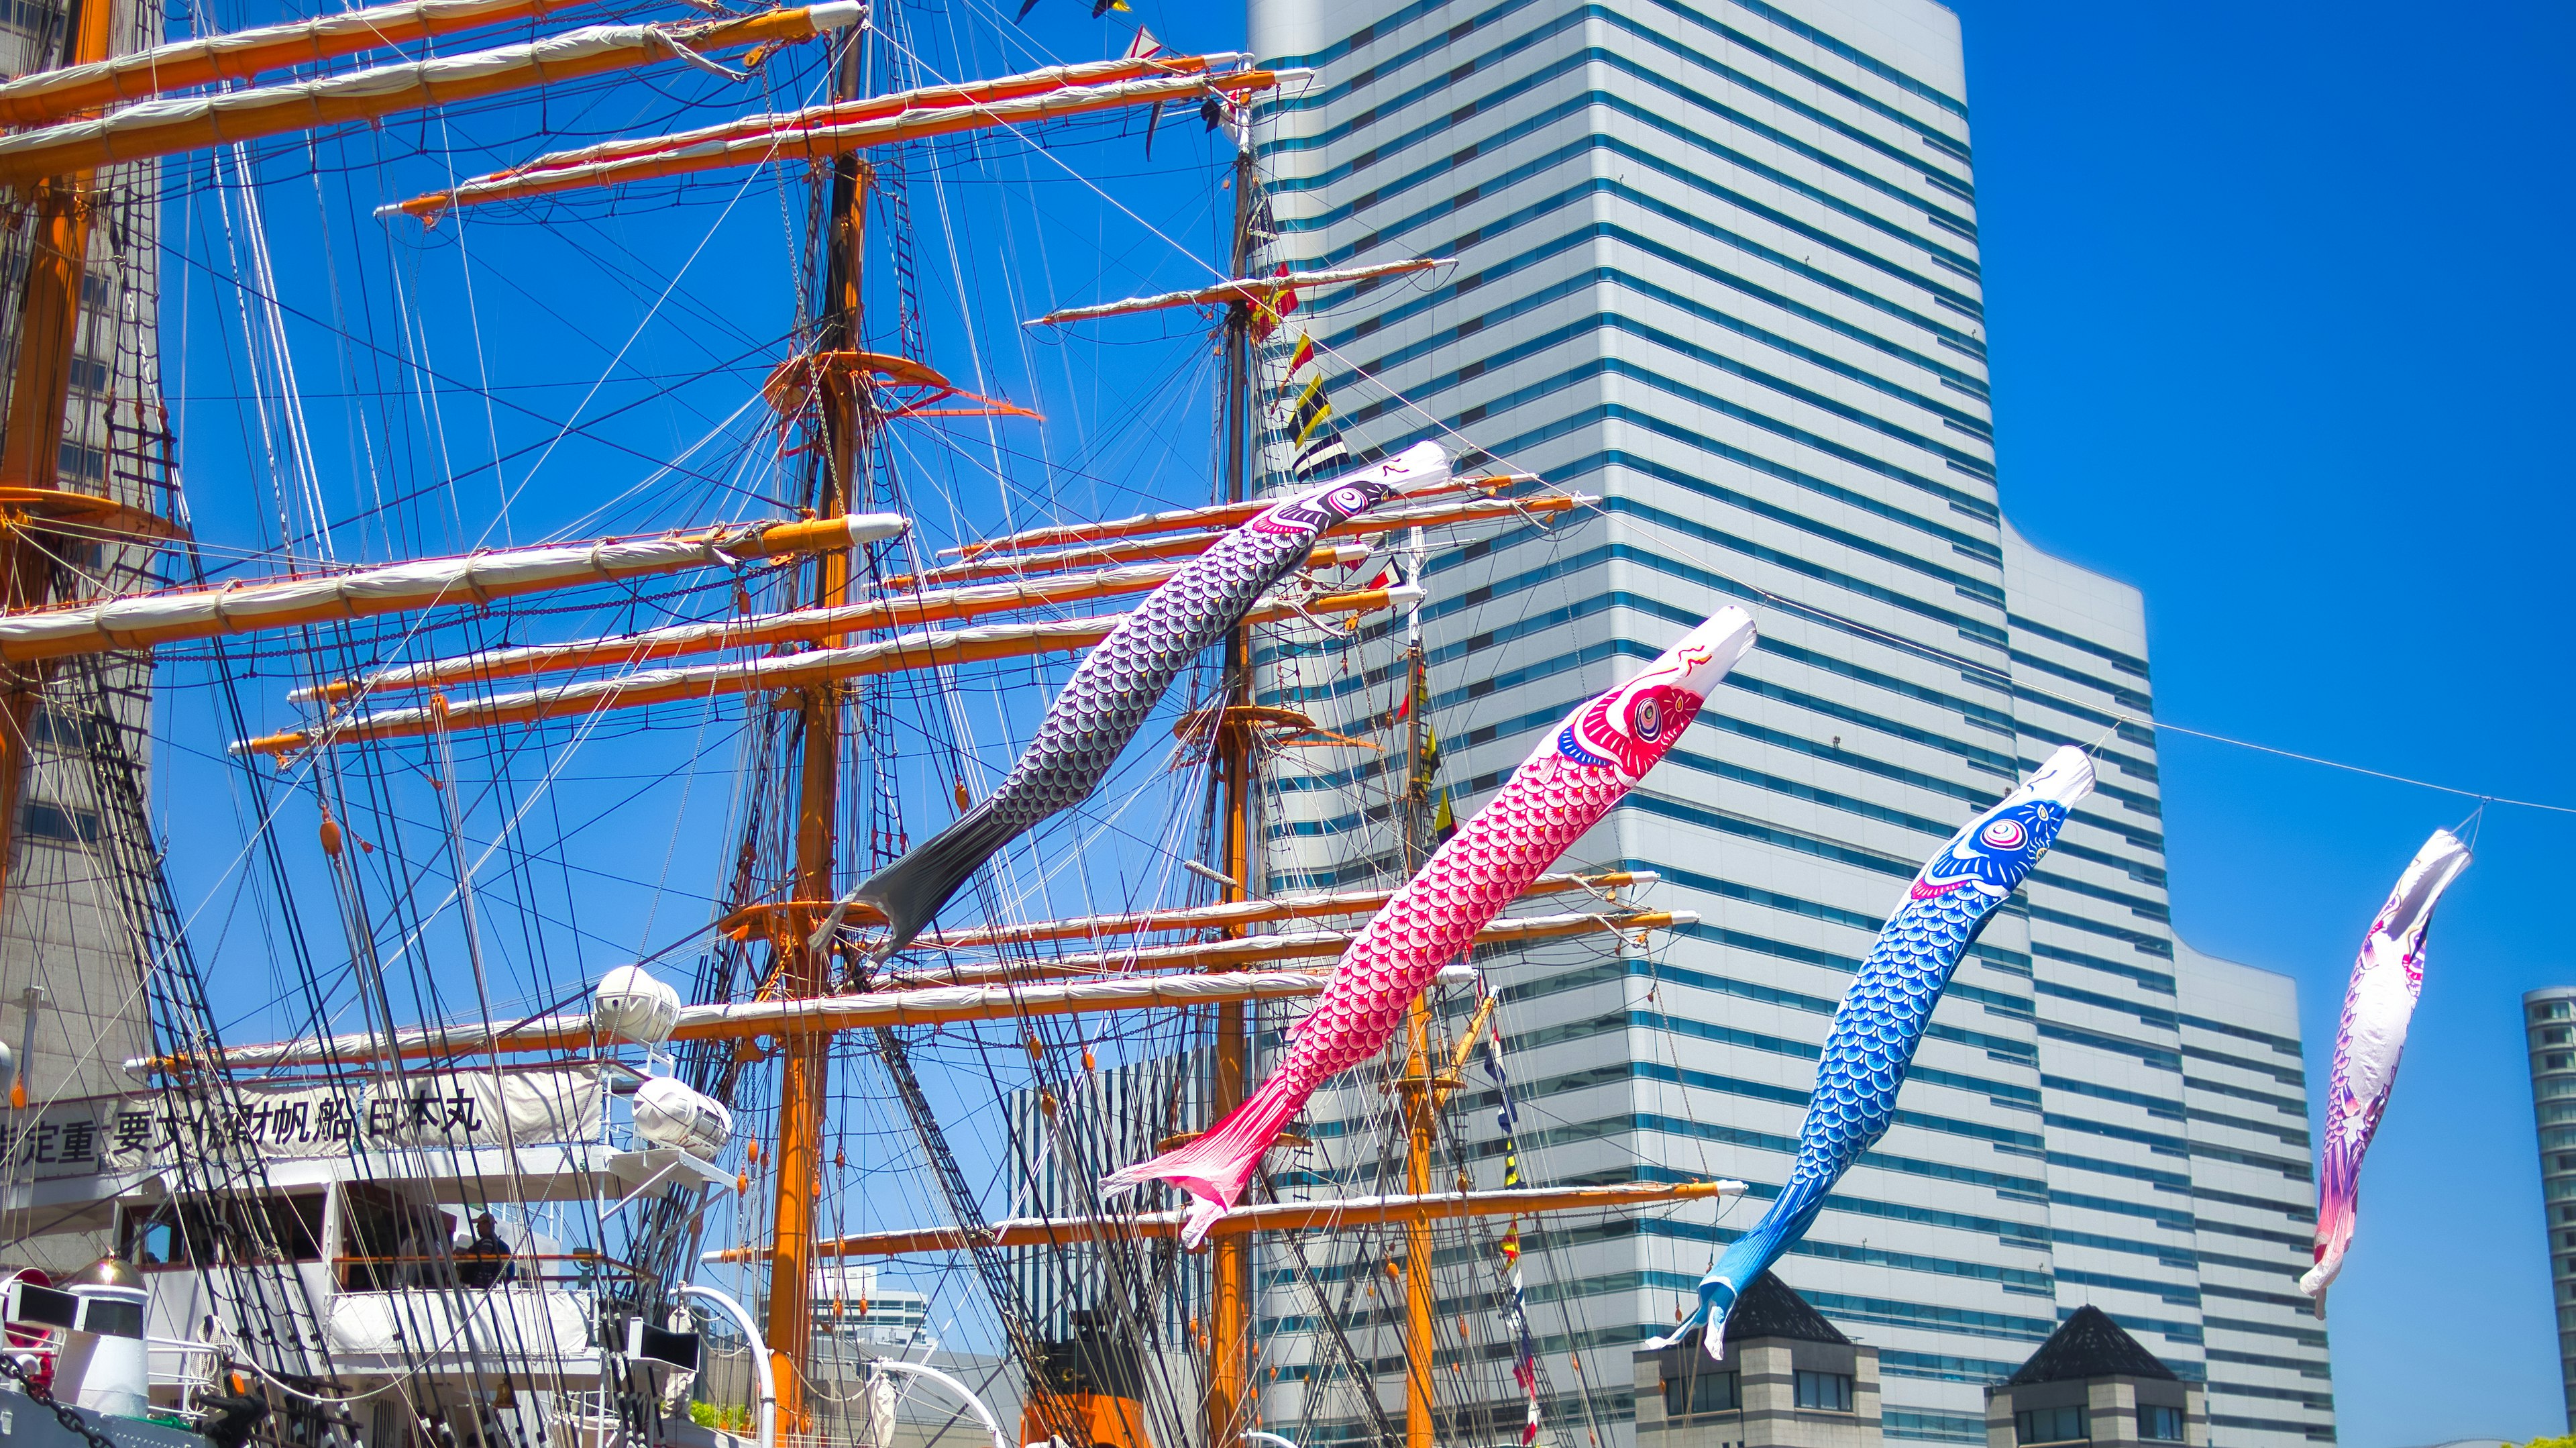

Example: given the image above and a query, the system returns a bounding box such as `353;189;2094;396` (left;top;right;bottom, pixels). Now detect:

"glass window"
1794;1370;1854;1412
120;1193;323;1269
2015;1404;2088;1444
2548;1028;2571;1044
2139;1404;2185;1441
1662;1367;1740;1415
337;1186;455;1293
2551;1055;2571;1070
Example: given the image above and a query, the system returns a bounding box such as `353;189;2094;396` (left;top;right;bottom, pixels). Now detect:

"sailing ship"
0;6;1737;1448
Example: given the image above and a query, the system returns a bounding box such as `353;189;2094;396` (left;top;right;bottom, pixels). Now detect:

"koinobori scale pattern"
1652;743;2096;1360
2300;827;2469;1316
1103;608;1759;1245
851;443;1448;957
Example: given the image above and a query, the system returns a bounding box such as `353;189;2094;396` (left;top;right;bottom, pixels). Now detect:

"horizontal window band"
1275;39;1976;236
2183;1041;2308;1089
2180;1012;2304;1057
2010;611;2151;677
2186;1074;2309;1119
1353;354;1997;526
1335;227;1990;405
1493;949;2031;1062
1299;136;1981;321
2029;901;2175;957
1324;184;1984;368
1271;1;1974;193
2034;941;2178;992
1347;309;1997;476
2038;976;2181;1025
2039;1020;2183;1070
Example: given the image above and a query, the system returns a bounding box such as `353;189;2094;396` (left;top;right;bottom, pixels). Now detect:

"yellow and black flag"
1280;329;1350;479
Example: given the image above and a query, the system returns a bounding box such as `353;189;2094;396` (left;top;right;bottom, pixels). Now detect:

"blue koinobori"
1652;743;2096;1358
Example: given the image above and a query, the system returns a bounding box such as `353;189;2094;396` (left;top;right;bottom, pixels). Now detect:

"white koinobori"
2299;827;2471;1316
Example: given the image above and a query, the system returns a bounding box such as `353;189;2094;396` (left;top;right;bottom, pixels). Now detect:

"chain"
0;1345;126;1448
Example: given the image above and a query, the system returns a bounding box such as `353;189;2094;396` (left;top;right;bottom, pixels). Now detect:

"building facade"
1245;1;2330;1443
0;0;180;1274
2524;986;2576;1429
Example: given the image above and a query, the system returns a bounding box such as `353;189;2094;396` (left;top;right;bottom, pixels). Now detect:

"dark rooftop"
1721;1272;1851;1346
2005;1306;2178;1386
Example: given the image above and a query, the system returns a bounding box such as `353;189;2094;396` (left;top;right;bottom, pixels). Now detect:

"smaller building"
1984;1306;2202;1447
815;1262;933;1349
1635;1272;1880;1448
2526;985;2576;1428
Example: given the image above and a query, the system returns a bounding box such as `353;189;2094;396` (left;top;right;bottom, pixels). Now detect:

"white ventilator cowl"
633;1076;732;1158
841;512;908;546
594;965;683;1045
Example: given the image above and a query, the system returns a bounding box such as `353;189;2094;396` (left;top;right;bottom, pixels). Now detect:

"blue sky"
1092;1;2576;1435
143;0;2573;1436
1939;3;2576;1441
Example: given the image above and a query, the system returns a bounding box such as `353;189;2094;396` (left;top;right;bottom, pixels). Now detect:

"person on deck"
455;1213;516;1289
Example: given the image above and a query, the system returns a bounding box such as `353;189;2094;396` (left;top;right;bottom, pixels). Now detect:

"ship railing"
329;1249;649;1291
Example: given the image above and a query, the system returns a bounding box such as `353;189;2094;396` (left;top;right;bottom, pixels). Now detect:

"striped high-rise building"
1244;1;2333;1443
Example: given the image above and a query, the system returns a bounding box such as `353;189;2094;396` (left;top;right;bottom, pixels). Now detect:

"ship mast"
1206;142;1258;1448
762;25;873;1426
0;0;120;911
1397;533;1440;1448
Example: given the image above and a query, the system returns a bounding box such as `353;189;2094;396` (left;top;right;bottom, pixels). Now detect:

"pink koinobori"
2299;827;2471;1316
1102;607;1759;1243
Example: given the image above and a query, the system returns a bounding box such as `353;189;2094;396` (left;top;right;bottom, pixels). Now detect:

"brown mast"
1205;142;1260;1448
761;31;873;1425
1396;535;1441;1448
0;0;123;910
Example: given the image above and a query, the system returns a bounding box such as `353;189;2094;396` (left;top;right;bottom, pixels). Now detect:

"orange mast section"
0;4;865;189
150;966;1444;1076
392;52;1236;219
714;867;1659;953
709;1181;1742;1260
865;909;1695;990
0;0;586;126
0;513;899;664
146;909;1694;1074
292;546;1371;703
0;0;127;914
228;586;1413;756
386;62;1284;219
1027;257;1452;329
914;495;1581;585
937;477;1527;562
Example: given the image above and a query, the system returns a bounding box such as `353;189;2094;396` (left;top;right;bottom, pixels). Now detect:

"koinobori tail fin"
851;798;1026;958
1100;1069;1307;1247
2296;1262;2332;1320
1644;1274;1741;1361
2298;1159;2359;1316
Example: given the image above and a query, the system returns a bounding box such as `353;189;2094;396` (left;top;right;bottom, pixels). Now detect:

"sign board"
5;1069;602;1184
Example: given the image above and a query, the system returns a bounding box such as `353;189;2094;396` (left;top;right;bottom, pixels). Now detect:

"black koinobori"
851;442;1449;958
